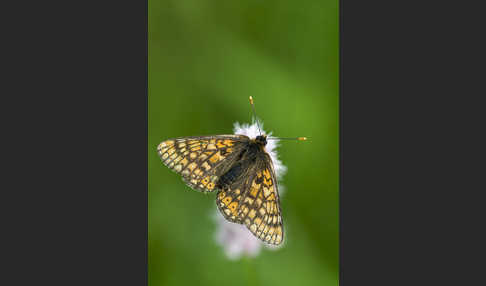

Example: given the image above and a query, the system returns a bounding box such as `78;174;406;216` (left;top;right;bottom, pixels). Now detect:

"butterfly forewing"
157;135;248;192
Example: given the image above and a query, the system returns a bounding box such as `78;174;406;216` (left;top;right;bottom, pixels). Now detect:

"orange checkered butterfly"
157;97;306;245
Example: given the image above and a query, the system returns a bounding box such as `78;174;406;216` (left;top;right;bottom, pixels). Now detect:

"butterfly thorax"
216;136;267;189
253;135;267;147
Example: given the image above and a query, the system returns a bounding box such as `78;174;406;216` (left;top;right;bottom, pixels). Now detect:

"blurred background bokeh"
149;1;338;285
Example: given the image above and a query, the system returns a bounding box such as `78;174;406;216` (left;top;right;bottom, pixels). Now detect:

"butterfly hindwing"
157;135;249;192
243;155;283;245
216;168;253;223
216;152;284;245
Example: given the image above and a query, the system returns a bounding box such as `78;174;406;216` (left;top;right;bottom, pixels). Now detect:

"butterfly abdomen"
217;163;243;188
216;142;261;189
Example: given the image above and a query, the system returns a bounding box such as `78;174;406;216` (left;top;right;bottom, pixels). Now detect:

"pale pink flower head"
214;211;262;260
214;119;286;260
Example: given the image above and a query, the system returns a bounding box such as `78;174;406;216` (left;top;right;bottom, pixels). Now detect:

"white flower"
214;119;286;260
214;211;262;260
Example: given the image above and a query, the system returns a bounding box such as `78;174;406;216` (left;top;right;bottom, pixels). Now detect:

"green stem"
243;256;259;286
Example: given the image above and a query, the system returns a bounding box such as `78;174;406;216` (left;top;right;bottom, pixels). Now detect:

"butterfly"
157;97;306;245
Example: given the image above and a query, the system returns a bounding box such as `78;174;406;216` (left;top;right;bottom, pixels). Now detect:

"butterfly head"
255;135;267;146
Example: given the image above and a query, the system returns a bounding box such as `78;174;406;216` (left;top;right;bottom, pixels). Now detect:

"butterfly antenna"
267;137;308;141
249;96;262;136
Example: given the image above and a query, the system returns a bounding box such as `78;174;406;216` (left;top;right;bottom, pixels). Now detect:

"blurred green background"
149;1;338;285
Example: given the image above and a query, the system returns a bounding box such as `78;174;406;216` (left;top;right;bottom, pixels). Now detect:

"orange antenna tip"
298;137;307;141
249;96;254;105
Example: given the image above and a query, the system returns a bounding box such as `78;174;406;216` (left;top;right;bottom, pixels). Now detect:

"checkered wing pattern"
216;153;284;245
157;135;248;192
